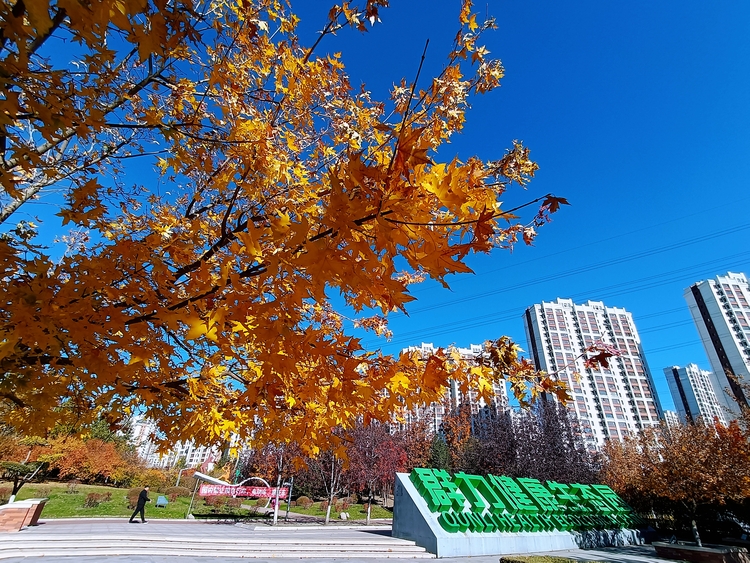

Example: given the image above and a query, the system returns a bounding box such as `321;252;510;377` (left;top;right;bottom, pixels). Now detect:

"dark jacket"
137;489;150;508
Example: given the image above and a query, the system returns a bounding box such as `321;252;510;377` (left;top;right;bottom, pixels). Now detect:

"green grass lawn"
14;482;194;519
287;501;392;520
11;482;393;521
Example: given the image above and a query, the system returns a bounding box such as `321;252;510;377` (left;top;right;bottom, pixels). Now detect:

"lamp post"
176;467;187;487
284;477;294;521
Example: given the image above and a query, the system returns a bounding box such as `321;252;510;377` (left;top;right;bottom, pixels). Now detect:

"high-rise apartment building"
401;342;508;433
663;364;727;425
662;410;681;428
524;299;662;448
130;414;225;468
685;272;750;419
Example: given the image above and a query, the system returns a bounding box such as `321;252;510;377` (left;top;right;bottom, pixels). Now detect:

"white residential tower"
401;342;509;433
524;298;662;448
685;272;750;419
663;364;727;425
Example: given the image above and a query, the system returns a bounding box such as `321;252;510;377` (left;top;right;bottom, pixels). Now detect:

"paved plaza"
0;519;681;563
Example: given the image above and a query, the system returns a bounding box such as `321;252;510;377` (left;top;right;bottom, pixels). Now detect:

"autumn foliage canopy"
0;0;569;452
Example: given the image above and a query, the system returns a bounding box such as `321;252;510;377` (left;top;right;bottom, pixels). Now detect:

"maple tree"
600;421;750;545
440;402;475;472
0;0;571;453
0;0;200;223
0;460;46;500
0;434;51;500
240;444;281;484
308;445;346;524
394;419;432;472
48;436;129;483
345;421;405;523
512;400;597;484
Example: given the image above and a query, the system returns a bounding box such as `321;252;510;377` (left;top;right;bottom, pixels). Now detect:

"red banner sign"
198;484;289;499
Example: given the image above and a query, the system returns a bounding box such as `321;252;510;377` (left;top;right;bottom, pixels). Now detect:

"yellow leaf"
25;0;53;36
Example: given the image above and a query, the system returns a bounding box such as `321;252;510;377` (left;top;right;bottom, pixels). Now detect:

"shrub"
130;468;170;491
204;495;228;511
320;500;329;511
289;500;297;508
83;492;108;508
227;498;242;509
168;493;178;503
164;486;191;498
254;497;267;506
66;480;80;494
127;488;142;509
296;496;313;509
0;487;10;504
339;499;350;510
36;485;52;498
177;469;197;491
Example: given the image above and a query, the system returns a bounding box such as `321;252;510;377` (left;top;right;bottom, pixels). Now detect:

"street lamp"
175;467;189;487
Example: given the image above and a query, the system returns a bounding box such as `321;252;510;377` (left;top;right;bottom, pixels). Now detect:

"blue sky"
16;1;750;412
292;0;750;410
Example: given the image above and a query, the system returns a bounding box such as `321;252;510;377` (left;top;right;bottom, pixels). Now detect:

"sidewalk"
0;519;681;563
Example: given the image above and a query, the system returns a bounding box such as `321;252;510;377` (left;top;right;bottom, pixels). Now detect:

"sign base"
393;472;578;558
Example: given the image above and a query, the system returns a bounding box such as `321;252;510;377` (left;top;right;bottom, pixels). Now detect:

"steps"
0;522;435;559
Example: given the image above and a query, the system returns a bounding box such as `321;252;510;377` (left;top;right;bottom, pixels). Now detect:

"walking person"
129;486;151;523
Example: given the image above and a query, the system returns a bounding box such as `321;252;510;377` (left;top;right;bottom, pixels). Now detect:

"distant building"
662;410;681;428
401;342;508;433
148;441;221;470
129;415;222;469
524;298;662;448
685;272;750;419
130;416;161;465
663;364;727;425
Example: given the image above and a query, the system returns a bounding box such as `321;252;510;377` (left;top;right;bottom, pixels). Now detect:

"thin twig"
386;39;429;178
382;193;553;227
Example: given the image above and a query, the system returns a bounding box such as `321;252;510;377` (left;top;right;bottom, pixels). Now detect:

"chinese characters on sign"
198;484;289;499
409;468;635;534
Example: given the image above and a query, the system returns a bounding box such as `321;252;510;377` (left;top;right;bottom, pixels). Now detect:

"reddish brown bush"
204;495;229;511
296;495;313;509
83;492;109;508
163;486;190;498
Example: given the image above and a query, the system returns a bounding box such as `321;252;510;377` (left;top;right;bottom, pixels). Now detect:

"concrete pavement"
0;519;681;563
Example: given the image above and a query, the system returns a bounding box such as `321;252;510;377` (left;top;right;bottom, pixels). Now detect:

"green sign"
409;468;636;534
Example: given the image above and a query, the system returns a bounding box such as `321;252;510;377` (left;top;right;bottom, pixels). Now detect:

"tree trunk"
325;489;334;524
366;487;372;525
272;473;281;526
691;519;702;547
272;450;283;526
8;476;23;502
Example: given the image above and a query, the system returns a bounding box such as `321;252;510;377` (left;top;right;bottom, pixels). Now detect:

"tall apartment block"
663;364;727;425
401;342;508;433
685;272;750;419
130;415;225;468
662;410;681;428
524;299;662;448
